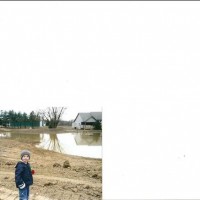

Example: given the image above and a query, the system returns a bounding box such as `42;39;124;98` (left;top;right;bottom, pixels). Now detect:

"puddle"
36;133;102;159
0;132;11;138
0;132;102;159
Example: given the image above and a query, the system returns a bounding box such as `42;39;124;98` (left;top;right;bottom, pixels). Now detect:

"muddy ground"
0;127;102;200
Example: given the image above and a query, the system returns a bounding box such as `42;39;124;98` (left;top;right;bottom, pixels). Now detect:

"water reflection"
74;133;101;146
36;134;64;153
0;131;102;159
0;132;11;138
4;132;40;143
36;133;102;159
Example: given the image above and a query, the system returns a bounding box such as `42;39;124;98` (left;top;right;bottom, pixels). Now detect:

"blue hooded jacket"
15;161;33;188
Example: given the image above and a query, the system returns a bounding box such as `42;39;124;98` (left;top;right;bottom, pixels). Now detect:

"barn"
72;112;102;130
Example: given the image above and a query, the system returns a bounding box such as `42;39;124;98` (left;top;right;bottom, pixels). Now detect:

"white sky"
0;2;110;120
2;1;200;199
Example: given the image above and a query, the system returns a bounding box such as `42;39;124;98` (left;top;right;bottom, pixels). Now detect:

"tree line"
0;110;40;128
0;107;67;129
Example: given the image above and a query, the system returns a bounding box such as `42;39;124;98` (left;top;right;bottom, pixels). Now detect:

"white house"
72;112;102;129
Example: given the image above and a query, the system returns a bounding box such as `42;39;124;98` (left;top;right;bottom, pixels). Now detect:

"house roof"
74;112;102;122
79;113;92;121
90;112;102;121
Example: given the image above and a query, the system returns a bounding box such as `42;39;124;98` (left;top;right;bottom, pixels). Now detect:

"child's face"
22;155;30;163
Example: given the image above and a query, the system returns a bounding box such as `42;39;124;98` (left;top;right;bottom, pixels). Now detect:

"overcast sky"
0;2;112;120
1;2;200;199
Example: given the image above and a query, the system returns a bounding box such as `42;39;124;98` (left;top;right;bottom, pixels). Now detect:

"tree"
39;107;66;128
29;111;40;128
2;111;9;127
16;112;23;128
93;121;102;130
22;112;29;128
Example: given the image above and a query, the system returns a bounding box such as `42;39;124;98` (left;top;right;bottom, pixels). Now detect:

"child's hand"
31;169;35;175
19;183;26;189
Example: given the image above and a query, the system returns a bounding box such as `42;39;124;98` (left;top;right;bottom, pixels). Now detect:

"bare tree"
39;107;67;128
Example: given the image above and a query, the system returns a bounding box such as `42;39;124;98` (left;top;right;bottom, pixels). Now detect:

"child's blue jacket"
15;161;33;188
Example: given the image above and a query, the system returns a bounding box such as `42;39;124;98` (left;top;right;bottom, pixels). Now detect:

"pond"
0;132;102;159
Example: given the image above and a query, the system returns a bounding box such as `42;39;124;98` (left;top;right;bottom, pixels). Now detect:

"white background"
1;2;200;199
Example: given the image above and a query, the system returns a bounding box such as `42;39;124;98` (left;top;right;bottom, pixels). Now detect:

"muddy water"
36;133;102;159
0;132;102;159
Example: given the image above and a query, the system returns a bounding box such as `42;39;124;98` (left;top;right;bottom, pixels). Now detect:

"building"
72;112;102;130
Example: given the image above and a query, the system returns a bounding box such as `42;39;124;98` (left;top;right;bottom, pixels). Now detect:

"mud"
0;127;102;200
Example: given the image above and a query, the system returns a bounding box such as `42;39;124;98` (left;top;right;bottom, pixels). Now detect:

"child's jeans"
19;186;29;200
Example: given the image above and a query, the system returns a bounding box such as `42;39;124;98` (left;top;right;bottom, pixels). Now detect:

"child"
15;150;33;200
